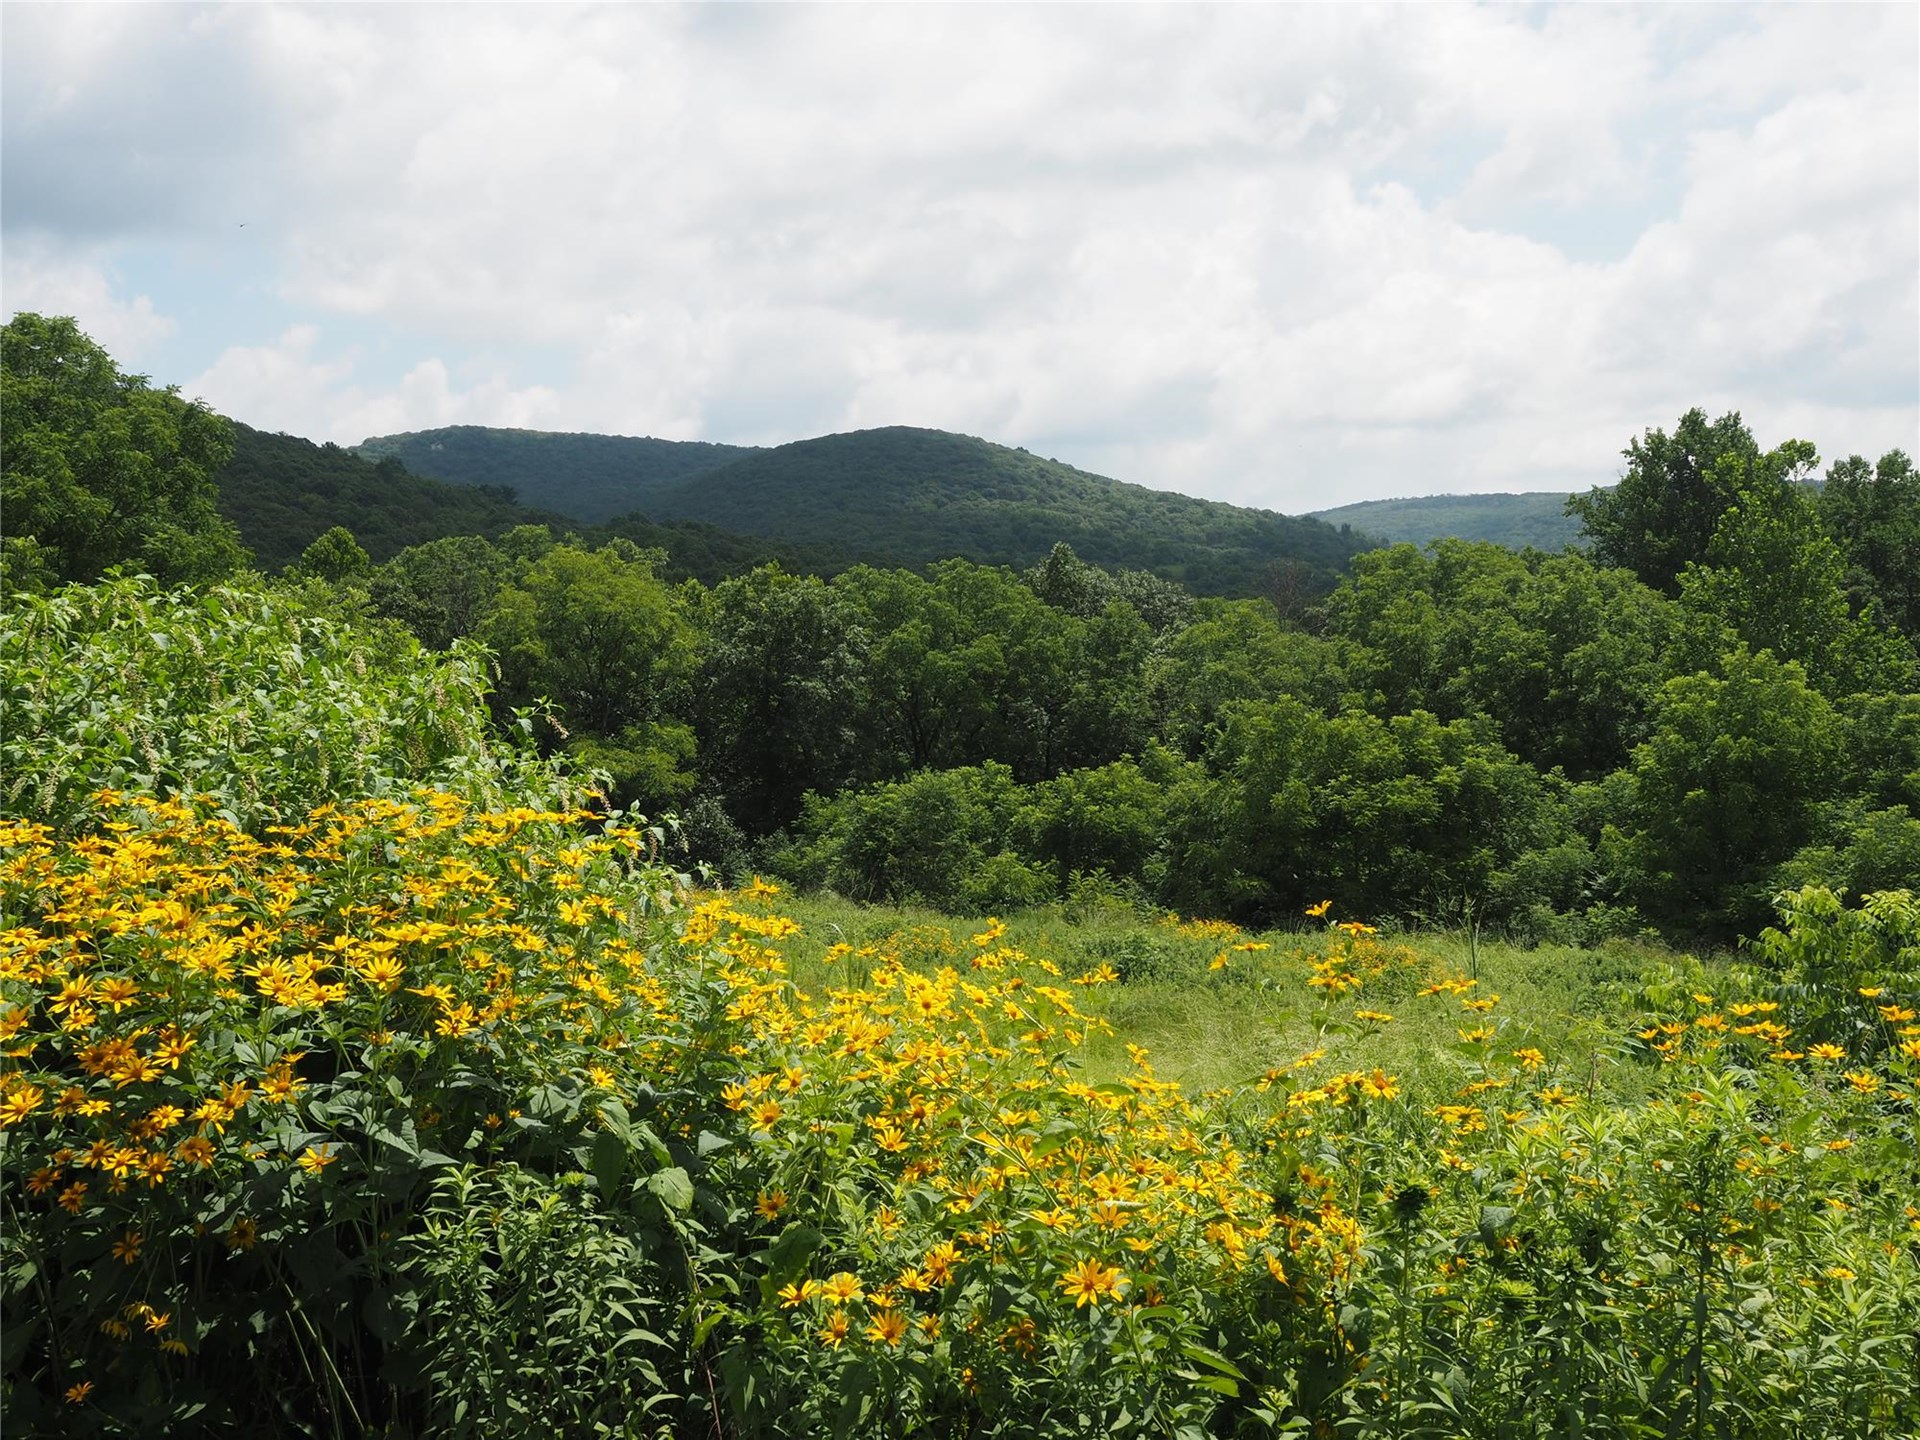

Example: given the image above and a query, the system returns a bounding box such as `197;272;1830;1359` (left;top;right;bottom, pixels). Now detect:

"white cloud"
5;4;1915;508
182;326;352;430
1;243;175;362
329;359;564;445
185;327;560;444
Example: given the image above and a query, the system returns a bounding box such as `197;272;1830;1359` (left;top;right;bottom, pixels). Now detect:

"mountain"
355;422;1370;597
352;426;758;523
216;424;561;568
1307;492;1586;552
215;424;844;583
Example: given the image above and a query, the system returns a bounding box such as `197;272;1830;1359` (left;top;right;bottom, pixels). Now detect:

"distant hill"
357;422;1370;597
1308;492;1586;552
215;424;843;583
353;426;758;523
216;425;561;569
640;428;1371;594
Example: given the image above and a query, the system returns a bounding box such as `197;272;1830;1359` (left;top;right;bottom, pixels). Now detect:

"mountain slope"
636;426;1368;594
352;425;758;523
216;425;844;583
353;422;1368;596
1307;492;1585;552
216;425;560;568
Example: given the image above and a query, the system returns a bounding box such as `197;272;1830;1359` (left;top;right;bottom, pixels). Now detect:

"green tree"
911;558;1085;778
1473;551;1703;777
780;762;1040;909
1146;598;1348;756
1776;803;1920;899
1026;540;1194;633
1567;408;1759;593
293;525;372;583
1626;647;1845;936
693;564;870;834
830;564;977;774
1316;543;1443;716
833;560;1102;781
1029;754;1177;890
480;541;697;807
1678;454;1912;695
1819;449;1920;637
1322;540;1702;778
1045;598;1155;774
1162;698;1559;923
1;312;246;585
1840;691;1920;813
370;534;514;649
1028;540;1100;616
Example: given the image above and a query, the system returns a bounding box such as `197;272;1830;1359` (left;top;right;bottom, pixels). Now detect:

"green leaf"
648;1166;695;1212
362;1287;412;1344
764;1223;826;1282
591;1128;628;1199
1478;1204;1516;1247
1179;1342;1248;1381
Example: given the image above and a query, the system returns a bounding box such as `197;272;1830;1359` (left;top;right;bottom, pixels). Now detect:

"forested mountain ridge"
218;424;566;568
6;312;1918;945
360;421;1372;598
214;423;856;582
1308;491;1584;552
353;425;760;522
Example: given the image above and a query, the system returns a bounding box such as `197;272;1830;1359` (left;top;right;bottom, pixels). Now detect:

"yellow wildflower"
864;1310;908;1346
820;1272;864;1304
1057;1257;1126;1308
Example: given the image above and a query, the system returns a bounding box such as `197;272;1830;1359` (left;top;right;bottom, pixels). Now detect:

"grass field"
8;803;1913;1437
772;890;1689;1098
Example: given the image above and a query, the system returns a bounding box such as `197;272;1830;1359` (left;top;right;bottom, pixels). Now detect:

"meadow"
4;781;1916;1436
4;324;1918;1435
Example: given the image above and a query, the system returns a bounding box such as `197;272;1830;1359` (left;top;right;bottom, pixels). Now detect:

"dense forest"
5;313;1916;947
356;422;1374;599
6;311;1920;1437
218;424;564;568
355;424;760;524
215;423;859;583
1307;491;1584;551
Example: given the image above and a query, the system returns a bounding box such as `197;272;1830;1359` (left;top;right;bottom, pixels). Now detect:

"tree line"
5;312;1916;944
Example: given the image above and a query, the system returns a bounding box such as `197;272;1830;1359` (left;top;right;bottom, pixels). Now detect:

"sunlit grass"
10;824;1912;1436
770;890;1713;1103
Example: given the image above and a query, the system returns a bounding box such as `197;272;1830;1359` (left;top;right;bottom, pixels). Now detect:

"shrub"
5;788;1915;1437
0;578;584;833
0;793;700;1433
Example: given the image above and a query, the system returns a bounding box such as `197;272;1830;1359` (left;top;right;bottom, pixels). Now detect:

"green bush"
781;763;1039;909
0;577;584;832
399;1165;680;1439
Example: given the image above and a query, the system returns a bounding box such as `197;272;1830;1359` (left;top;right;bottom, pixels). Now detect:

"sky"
4;3;1916;514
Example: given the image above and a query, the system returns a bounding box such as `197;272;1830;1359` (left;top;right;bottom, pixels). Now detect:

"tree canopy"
1566;407;1762;594
12;319;1919;947
2;312;245;587
1820;448;1920;638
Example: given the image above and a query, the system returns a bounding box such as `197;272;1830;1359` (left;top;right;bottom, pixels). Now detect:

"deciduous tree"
1;313;245;586
1567;408;1759;594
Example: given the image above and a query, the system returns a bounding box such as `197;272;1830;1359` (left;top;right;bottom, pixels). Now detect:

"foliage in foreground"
1;314;246;590
0;578;587;833
3;788;1917;1438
